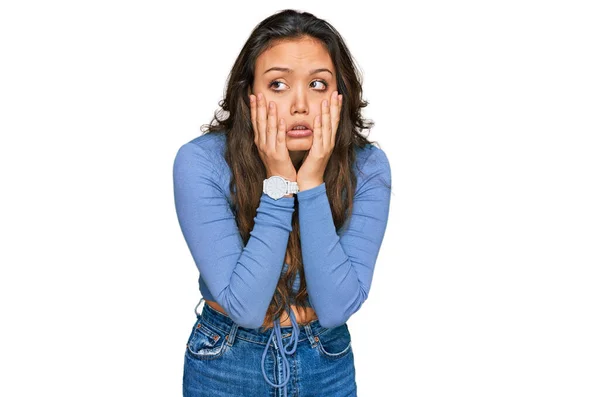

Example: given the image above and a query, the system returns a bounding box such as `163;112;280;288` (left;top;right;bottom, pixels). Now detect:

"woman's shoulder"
353;142;390;176
186;130;227;156
175;130;227;166
173;130;230;184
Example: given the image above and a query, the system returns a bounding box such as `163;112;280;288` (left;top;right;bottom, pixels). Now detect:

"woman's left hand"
297;90;343;191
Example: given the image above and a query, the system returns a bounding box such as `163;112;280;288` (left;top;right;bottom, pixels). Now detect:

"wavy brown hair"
199;9;389;330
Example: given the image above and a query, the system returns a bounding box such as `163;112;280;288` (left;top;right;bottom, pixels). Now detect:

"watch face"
269;177;287;197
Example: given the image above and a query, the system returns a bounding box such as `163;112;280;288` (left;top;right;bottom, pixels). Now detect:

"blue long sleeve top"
173;130;392;329
173;130;391;391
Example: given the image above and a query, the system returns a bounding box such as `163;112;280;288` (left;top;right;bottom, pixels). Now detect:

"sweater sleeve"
296;148;392;328
173;141;296;328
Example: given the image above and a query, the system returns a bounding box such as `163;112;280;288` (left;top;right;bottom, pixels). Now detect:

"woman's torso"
205;251;317;329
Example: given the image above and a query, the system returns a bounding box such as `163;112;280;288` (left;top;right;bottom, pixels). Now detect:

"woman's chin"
286;137;312;149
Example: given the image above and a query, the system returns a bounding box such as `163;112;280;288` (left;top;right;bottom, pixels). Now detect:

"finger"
250;94;258;144
321;98;330;150
277;116;286;151
334;93;342;146
267;101;278;151
329;91;339;146
256;93;266;147
313;113;322;153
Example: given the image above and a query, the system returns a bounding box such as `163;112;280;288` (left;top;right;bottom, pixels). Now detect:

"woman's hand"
249;92;297;181
296;90;343;191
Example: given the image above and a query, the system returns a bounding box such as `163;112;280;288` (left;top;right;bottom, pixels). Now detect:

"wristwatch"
263;176;299;199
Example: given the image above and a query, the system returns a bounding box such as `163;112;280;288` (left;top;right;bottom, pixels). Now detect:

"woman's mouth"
287;126;313;137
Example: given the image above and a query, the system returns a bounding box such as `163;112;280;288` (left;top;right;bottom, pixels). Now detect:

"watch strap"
287;181;299;194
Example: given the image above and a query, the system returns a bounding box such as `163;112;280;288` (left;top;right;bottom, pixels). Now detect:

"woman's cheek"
311;104;321;116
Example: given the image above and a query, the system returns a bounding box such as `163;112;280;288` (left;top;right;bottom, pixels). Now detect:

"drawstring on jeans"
194;297;300;397
260;308;300;397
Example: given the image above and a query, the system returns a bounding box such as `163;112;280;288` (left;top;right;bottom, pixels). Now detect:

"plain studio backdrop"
1;1;598;396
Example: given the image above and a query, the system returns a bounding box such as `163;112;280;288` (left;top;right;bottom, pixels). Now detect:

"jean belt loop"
226;323;238;346
303;323;317;348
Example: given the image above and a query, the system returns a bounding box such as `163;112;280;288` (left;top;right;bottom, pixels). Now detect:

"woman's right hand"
249;93;297;181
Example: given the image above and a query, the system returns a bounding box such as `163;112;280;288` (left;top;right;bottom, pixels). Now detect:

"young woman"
173;9;392;397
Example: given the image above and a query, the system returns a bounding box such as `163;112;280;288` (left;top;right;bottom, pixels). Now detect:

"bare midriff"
205;300;318;329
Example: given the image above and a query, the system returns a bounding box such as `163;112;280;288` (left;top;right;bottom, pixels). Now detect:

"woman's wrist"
266;173;296;182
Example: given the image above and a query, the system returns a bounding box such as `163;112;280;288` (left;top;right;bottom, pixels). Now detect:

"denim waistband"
195;298;327;397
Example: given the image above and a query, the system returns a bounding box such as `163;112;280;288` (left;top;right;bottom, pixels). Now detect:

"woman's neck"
289;150;307;170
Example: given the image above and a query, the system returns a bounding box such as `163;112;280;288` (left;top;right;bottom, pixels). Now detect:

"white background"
1;1;599;396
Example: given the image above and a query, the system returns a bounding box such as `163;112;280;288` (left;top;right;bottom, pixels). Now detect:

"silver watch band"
287;180;299;194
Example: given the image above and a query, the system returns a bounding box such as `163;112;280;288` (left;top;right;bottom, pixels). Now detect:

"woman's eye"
269;81;287;91
268;80;329;93
311;80;328;90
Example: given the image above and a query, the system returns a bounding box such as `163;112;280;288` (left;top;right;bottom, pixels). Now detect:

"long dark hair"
200;9;384;330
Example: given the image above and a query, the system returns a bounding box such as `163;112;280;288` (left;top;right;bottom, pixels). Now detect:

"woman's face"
252;36;337;161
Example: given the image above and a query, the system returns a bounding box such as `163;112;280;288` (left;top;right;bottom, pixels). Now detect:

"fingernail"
269;102;274;109
257;93;263;101
324;100;329;107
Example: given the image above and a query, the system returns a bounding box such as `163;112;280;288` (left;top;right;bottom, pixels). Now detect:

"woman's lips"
287;128;313;137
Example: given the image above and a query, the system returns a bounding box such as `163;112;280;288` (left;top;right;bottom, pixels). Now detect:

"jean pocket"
316;323;352;359
185;318;228;360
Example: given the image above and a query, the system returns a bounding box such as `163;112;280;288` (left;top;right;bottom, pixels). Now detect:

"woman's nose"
291;92;308;115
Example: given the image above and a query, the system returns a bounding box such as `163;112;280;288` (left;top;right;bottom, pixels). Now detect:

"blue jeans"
183;299;357;396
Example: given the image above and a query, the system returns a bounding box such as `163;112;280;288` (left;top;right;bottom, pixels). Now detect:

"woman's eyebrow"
263;66;333;76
